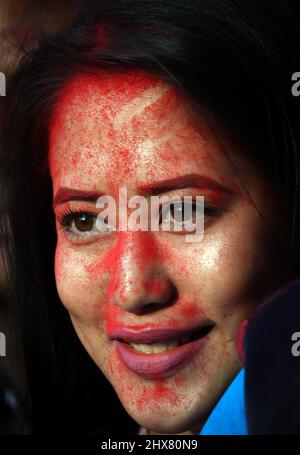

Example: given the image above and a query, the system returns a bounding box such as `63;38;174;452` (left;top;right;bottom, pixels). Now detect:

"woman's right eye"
57;210;108;240
71;213;96;233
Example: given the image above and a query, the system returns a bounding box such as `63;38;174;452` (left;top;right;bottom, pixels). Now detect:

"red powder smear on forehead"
48;69;169;176
51;69;167;126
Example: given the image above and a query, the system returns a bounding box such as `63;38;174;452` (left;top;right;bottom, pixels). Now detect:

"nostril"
135;287;178;315
137;302;167;315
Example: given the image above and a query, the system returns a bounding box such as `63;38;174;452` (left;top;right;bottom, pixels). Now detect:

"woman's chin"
119;398;206;435
136;415;200;435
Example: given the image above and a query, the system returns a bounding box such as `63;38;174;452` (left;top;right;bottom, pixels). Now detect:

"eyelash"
57;202;220;241
57;208;97;240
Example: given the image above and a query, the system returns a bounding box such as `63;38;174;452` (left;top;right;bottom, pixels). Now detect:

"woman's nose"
108;231;177;314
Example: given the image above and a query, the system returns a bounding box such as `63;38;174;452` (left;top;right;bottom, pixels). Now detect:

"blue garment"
200;369;247;435
200;277;300;435
244;277;300;434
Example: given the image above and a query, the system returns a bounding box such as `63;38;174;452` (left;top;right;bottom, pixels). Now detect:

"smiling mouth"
122;324;214;354
111;323;215;379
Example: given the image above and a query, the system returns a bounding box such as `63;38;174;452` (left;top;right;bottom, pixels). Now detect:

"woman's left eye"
159;199;218;232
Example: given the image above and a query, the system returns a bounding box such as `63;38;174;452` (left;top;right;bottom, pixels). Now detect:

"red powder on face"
105;304;123;333
179;302;204;319
143;277;171;296
236;319;249;365
109;351;184;420
130;232;159;267
51;69;238;420
136;380;182;413
84;230;176;333
174;374;187;387
49;70;168;183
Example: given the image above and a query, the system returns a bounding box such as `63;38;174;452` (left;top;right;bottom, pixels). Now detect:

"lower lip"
115;334;210;380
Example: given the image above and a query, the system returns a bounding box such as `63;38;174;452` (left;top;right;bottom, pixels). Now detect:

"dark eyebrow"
53;188;103;208
53;173;235;208
137;173;235;195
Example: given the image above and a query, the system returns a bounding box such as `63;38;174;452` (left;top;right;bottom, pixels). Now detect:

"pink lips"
108;325;213;379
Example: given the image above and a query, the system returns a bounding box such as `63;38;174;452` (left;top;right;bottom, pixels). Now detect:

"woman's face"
49;71;287;434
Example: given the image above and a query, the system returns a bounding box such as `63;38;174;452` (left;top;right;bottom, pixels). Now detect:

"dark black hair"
1;0;300;434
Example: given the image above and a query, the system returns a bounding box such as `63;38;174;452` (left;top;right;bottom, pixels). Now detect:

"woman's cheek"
187;213;272;319
54;241;106;323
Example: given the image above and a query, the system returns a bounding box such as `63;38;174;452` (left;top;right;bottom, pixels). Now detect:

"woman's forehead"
48;70;247;195
50;70;176;125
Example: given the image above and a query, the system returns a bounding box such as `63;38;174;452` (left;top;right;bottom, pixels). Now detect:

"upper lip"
107;322;215;344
